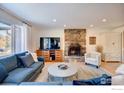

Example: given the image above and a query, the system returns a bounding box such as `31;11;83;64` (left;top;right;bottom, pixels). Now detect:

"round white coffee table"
48;62;78;82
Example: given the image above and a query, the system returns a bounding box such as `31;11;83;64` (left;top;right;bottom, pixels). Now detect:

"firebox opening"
68;43;81;56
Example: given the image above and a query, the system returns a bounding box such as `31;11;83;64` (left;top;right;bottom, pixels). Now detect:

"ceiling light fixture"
90;24;94;28
64;24;66;27
52;19;57;22
102;18;107;22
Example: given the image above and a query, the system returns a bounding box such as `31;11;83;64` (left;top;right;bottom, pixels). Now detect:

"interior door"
105;32;121;62
122;31;124;62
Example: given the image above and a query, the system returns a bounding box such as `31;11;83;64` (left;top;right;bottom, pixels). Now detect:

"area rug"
77;65;112;80
35;62;112;82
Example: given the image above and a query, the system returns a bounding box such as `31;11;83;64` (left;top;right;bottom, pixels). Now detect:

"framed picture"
89;37;96;45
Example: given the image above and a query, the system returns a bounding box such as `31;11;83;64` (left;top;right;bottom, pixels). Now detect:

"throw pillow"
0;63;8;82
16;51;28;67
19;53;35;67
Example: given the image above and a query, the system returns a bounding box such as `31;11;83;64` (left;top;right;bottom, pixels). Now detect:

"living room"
0;3;124;86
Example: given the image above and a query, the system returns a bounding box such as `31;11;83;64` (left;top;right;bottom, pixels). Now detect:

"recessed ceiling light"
64;24;66;27
52;19;56;22
102;18;107;22
90;24;94;27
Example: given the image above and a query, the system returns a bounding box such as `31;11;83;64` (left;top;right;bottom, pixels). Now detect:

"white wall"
31;28;64;52
31;27;107;52
86;28;108;53
112;26;124;62
31;27;123;62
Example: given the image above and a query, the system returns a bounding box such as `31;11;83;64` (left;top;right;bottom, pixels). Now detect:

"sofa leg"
96;66;99;68
40;70;42;73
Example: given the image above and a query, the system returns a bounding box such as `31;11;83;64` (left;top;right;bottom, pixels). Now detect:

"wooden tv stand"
36;49;63;62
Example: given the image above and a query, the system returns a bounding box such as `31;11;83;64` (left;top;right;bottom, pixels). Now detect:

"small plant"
96;45;103;53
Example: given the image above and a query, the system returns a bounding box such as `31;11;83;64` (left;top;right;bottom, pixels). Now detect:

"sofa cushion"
19;53;35;67
1;82;18;85
86;58;96;62
90;54;97;58
0;55;17;72
3;68;35;84
0;63;8;82
30;62;43;71
16;51;28;67
0;83;18;86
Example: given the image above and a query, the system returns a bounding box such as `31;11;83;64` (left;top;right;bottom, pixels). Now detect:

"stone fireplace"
64;29;86;56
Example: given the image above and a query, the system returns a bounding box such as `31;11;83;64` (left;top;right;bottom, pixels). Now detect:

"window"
0;23;11;56
0;22;32;56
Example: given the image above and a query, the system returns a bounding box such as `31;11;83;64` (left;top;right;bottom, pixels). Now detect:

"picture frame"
89;37;96;45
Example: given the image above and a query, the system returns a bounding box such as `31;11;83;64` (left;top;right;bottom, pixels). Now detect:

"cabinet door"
55;50;63;62
36;50;42;56
42;50;50;62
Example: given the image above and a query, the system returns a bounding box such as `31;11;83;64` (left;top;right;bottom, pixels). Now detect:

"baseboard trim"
106;61;121;63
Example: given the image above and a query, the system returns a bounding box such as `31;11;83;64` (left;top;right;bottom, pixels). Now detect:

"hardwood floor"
45;61;122;75
35;61;122;82
101;61;122;75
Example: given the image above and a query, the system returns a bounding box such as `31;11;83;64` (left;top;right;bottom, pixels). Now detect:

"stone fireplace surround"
64;29;86;57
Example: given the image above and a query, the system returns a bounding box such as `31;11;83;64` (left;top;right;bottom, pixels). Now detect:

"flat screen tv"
40;37;60;50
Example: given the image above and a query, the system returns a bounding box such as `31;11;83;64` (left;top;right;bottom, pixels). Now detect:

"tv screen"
40;37;60;50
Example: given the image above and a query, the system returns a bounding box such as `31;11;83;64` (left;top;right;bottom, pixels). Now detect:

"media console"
36;49;63;62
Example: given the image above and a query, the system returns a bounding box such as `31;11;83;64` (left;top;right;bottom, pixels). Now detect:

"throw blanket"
73;74;111;85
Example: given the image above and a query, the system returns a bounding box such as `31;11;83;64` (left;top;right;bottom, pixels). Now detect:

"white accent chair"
84;52;101;68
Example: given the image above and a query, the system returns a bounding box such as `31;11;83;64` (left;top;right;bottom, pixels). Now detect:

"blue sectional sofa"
0;51;111;85
0;51;44;85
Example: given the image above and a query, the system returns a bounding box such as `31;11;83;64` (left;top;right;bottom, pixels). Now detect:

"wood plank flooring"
45;61;122;75
101;61;122;75
35;61;122;82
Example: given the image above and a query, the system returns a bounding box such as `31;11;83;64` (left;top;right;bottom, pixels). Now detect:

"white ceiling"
1;3;124;29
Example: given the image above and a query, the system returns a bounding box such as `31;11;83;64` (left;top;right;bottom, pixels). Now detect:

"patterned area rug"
35;62;111;82
77;65;111;80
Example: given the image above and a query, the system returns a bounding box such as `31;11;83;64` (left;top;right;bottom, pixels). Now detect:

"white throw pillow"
31;53;38;62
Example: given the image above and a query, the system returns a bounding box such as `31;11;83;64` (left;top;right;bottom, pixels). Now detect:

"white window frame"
0;26;12;57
